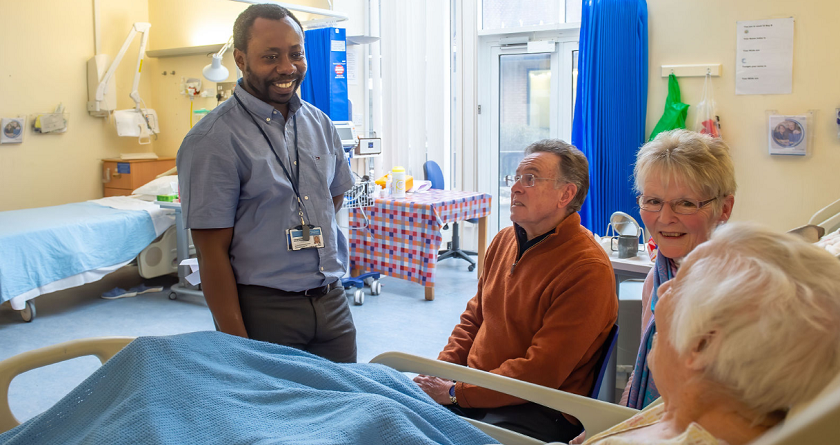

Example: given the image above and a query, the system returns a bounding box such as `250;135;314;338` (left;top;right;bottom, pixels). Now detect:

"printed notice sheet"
735;18;794;95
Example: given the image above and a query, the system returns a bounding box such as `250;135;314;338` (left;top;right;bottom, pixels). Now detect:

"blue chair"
423;160;478;271
590;324;620;402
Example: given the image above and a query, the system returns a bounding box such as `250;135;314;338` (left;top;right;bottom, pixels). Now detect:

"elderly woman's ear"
717;195;735;226
685;330;719;371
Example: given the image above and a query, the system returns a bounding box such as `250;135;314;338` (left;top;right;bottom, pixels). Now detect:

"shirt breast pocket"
312;152;336;188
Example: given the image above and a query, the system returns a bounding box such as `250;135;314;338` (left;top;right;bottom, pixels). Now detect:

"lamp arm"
94;22;151;109
129;23;151;110
217;36;234;58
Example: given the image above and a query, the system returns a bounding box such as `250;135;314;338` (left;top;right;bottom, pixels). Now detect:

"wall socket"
216;82;237;101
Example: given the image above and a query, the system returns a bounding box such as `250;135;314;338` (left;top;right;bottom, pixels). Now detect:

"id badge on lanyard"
286;225;325;251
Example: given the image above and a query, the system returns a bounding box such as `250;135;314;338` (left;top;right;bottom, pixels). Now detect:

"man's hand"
413;374;455;405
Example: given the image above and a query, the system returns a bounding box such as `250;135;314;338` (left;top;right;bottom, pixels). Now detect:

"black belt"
300;280;341;297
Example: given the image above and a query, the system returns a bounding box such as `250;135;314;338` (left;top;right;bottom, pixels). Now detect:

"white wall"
0;0;152;212
647;0;840;232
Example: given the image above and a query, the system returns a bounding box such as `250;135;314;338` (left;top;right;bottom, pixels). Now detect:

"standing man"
177;4;357;362
414;140;617;442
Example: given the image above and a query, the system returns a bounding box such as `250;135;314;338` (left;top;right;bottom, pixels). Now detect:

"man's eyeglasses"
504;174;559;188
637;196;717;215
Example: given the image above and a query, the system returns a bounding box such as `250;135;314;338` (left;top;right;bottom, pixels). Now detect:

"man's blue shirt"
177;82;354;292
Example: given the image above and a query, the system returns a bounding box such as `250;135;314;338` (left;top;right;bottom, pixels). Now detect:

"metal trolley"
341;179;382;305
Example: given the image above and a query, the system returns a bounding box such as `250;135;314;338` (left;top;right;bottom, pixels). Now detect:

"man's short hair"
233;4;304;53
524;139;589;213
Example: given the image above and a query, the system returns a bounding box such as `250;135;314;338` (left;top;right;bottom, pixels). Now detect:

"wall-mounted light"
203;37;233;83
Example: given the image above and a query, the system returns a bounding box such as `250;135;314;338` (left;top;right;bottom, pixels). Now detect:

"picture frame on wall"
768;113;811;156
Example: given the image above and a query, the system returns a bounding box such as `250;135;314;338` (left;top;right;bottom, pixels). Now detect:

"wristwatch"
449;384;458;406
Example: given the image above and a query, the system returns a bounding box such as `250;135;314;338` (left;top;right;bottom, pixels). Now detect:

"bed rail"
0;337;135;433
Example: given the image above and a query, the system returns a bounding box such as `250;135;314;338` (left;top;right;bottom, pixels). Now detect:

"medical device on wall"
354;138;381;157
86;22;159;143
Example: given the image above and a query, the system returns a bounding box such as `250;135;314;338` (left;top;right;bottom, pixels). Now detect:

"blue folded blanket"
0;332;495;445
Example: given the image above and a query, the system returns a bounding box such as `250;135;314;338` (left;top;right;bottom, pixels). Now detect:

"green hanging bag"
648;74;689;141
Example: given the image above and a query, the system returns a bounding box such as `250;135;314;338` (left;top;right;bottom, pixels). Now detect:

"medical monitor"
333;121;358;150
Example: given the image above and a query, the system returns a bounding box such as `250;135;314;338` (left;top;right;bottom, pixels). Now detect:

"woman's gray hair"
669;222;840;416
524;139;589;213
634;130;737;211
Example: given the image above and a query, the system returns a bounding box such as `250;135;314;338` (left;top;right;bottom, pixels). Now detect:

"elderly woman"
622;129;736;409
584;223;840;444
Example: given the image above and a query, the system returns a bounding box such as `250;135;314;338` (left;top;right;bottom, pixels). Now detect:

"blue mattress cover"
0;202;156;303
0;332;496;445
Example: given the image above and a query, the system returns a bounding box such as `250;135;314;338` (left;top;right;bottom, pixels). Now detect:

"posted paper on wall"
735;18;794;95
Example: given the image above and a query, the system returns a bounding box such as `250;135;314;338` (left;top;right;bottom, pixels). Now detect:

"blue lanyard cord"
233;94;306;226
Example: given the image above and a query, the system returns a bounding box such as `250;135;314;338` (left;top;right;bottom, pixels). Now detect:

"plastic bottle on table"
392;166;406;198
384;173;392;197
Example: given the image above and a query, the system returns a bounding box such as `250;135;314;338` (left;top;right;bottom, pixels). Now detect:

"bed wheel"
353;289;364;305
370;280;382;296
20;301;36;323
168;292;177;300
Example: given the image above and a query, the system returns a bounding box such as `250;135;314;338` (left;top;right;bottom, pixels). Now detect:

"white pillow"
133;175;178;196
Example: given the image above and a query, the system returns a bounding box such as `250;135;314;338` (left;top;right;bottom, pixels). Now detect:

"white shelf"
146;44;225;58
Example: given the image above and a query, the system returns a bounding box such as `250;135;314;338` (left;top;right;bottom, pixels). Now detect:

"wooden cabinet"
102;158;176;197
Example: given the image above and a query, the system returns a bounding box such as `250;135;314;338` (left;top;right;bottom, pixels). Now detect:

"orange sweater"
438;213;618;408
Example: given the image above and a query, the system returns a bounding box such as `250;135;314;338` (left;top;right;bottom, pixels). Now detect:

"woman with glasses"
622;129;736;410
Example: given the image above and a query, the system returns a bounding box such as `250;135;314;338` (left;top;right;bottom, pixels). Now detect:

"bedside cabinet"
102;158;176;197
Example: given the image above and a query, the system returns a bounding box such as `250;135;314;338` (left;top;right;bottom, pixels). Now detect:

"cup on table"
611;235;640;259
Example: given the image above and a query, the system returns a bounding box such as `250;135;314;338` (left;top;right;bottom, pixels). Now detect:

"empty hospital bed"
0;196;175;322
1;333;838;444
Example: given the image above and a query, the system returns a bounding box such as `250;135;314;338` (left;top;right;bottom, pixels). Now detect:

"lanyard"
234;94;307;228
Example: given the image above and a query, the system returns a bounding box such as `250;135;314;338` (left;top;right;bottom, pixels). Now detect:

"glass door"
479;40;577;234
497;53;553;229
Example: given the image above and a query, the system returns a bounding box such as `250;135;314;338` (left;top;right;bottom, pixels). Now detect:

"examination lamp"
203;37;234;83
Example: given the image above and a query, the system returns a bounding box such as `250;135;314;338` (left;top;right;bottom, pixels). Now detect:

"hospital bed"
0;196;175;322
1;334;837;444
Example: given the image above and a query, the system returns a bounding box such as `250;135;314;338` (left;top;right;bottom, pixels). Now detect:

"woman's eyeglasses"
637;196;717;215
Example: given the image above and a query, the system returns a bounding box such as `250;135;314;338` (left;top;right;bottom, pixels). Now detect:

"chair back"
423;161;445;190
589;324;620;399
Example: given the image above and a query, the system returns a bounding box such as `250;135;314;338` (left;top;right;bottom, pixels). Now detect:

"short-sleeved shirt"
177;81;354;292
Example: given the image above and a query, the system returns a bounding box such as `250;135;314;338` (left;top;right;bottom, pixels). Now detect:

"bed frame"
2;338;837;444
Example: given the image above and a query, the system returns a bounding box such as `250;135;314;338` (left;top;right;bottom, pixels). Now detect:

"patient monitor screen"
337;127;354;142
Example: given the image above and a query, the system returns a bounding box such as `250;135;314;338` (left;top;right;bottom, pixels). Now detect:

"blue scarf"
627;252;675;409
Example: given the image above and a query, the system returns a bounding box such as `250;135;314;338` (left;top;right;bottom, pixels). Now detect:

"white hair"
668;222;840;416
634;129;737;213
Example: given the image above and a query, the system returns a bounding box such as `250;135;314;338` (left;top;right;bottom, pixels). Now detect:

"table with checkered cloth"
348;190;492;300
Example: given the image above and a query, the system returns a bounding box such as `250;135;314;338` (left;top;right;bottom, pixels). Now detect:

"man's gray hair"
524;139;589;213
669;222;840;416
634;129;737;213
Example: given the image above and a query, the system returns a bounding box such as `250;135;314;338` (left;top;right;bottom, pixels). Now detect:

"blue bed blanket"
0;332;496;445
0;202;157;303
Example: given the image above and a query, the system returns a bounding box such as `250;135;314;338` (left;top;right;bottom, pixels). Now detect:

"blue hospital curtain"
572;0;648;235
301;27;349;121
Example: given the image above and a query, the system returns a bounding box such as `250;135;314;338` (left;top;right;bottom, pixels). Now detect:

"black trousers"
232;283;357;363
447;402;583;443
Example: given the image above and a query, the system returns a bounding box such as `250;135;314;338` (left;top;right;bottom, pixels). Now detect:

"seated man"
414;139;618;443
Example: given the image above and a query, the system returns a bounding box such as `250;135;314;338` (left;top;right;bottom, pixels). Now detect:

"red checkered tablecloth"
349;190;492;287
